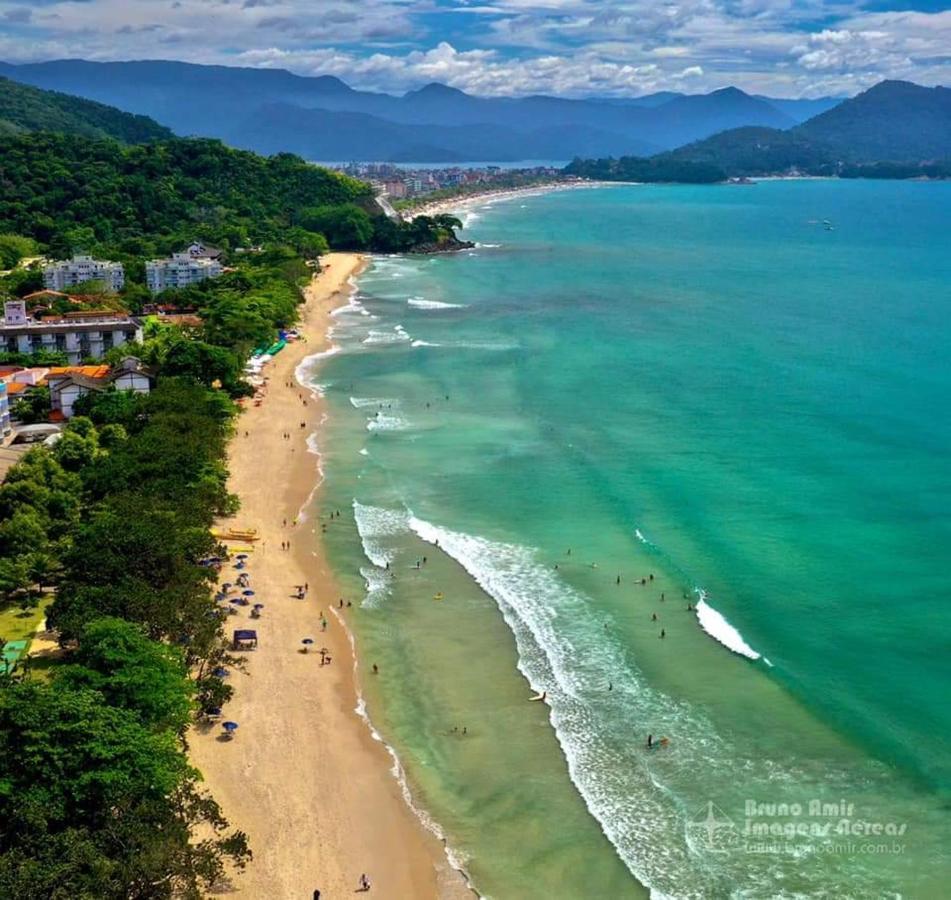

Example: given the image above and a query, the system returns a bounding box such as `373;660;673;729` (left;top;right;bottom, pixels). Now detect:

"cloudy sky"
1;0;949;98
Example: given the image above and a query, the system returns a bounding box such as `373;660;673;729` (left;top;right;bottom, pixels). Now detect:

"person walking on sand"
359;873;371;891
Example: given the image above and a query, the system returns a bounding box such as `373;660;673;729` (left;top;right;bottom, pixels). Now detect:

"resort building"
48;357;155;419
1;301;143;364
43;255;125;292
145;252;223;294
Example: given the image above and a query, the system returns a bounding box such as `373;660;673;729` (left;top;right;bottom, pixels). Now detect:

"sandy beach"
405;179;610;221
189;253;466;899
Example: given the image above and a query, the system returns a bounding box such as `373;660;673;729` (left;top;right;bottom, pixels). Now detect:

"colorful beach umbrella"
242;589;255;596
213;667;229;678
222;721;238;736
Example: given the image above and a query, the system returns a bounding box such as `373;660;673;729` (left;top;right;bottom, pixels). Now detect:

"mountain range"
664;81;951;173
0;58;840;162
567;81;951;182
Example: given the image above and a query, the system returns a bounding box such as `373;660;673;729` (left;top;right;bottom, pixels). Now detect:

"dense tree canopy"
0;133;372;260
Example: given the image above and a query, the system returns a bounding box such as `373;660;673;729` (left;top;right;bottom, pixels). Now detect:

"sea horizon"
305;180;951;898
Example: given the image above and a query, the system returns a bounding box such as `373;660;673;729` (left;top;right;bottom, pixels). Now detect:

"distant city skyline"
0;1;949;98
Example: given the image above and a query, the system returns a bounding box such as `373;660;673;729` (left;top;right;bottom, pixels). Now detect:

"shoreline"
405;179;612;220
189;253;468;899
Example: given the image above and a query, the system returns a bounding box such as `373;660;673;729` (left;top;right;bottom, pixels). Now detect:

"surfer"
660;629;666;638
647;733;653;749
530;690;547;702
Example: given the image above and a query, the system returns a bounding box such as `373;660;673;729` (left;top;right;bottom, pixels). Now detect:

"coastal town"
334;161;565;207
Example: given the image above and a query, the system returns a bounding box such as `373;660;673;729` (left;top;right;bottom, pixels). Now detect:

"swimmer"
530;690;547;702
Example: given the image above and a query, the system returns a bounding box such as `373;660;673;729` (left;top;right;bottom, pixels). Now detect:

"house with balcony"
1;301;143;364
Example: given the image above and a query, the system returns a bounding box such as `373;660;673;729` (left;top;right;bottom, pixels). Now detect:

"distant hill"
0;75;173;142
0;58;831;161
794;80;951;162
755;95;842;123
660;126;836;176
646;87;795;147
571;80;950;182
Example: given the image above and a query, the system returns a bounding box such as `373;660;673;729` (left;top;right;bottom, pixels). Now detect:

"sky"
0;1;949;98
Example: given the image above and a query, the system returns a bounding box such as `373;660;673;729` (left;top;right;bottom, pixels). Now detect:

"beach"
189;252;466;899
404;179;608;220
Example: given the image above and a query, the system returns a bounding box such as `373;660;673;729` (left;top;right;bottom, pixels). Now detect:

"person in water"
647;734;653;748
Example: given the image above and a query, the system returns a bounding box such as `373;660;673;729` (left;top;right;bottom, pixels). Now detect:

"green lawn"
0;595;51;648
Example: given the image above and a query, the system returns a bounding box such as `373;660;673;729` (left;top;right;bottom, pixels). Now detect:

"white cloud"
0;0;949;97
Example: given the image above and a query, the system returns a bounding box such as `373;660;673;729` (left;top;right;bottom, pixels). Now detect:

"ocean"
303;180;951;899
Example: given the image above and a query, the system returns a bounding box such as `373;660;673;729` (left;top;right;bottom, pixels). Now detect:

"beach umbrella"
301;638;314;652
213;667;229;678
253;603;264;609
236;553;249;560
234;562;245;570
228;598;242;606
242;589;255;596
222;582;233;590
222;721;238;737
208;707;222;717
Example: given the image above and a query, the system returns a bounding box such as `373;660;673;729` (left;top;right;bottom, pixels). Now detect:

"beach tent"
233;629;258;649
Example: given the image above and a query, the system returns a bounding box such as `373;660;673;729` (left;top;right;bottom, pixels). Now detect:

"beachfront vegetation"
0;381;250;896
565;155;727;183
0;132;372;262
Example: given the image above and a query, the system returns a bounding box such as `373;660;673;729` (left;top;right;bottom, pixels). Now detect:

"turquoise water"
308;181;951;898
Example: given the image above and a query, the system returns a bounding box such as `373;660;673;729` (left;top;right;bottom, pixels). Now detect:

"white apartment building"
43;255;125;292
0;301;142;364
145;253;223;294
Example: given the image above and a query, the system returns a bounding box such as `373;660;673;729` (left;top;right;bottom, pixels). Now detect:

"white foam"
411;340;442;348
694;593;765;662
361;328;411;346
294;344;341;387
359;565;392;609
349;397;400;409
352;502;409;568
407;298;466;310
366;412;409;433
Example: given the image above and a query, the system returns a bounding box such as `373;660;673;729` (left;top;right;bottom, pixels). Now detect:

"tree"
0;679;250;899
0;233;37;269
56;617;194;732
72;387;140;427
161;338;244;393
299;203;373;249
11;386;51;424
51;430;98;473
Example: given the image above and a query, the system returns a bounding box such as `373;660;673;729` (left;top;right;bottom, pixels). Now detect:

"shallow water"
307;181;951;899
